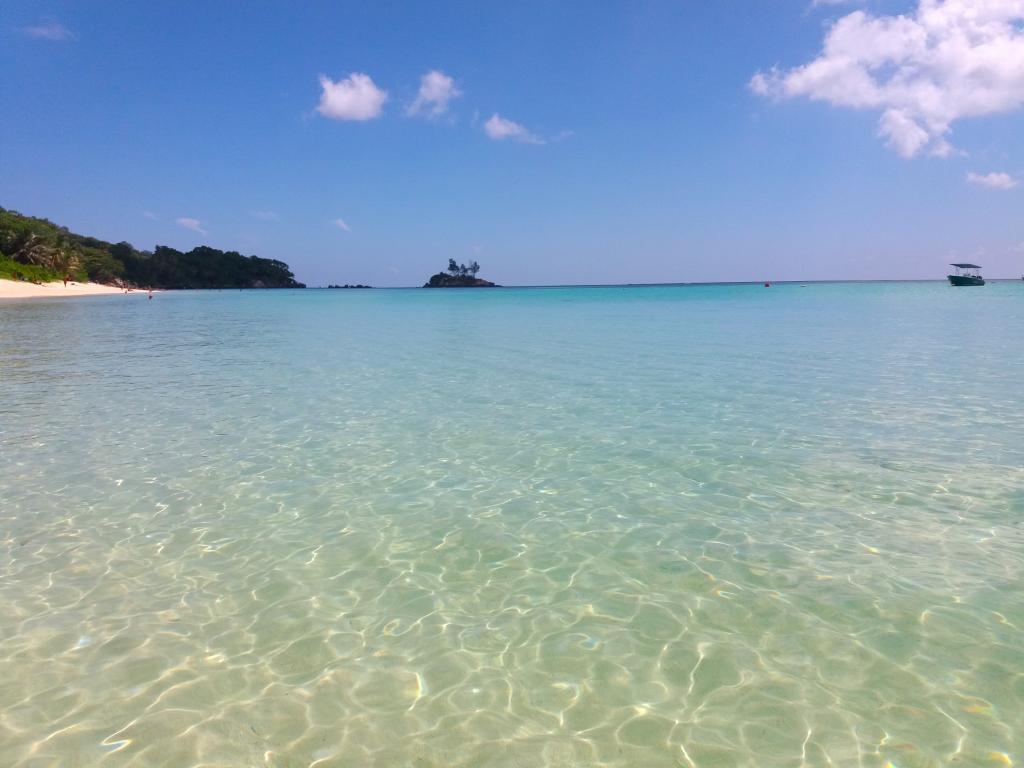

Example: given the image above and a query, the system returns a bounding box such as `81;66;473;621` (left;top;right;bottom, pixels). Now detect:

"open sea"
1;282;1022;768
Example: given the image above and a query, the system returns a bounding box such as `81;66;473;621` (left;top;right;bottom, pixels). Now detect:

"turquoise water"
1;282;1022;768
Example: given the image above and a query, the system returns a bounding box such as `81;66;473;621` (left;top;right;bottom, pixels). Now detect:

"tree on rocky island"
444;259;482;279
424;260;497;288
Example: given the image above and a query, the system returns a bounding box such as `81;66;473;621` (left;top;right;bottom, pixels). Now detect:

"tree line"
0;207;304;289
447;258;480;278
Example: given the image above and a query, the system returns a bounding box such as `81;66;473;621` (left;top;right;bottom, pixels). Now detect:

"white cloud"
22;21;72;40
316;73;388;121
252;210;279;221
483;113;544;144
967;170;1019;188
751;1;1024;157
176;217;207;235
878;108;932;157
407;70;462;117
142;211;158;220
333;218;351;232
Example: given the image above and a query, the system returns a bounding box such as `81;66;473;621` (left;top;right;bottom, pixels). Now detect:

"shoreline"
0;279;152;300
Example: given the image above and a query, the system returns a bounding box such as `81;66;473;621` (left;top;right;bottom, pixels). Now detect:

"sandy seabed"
0;279;152;299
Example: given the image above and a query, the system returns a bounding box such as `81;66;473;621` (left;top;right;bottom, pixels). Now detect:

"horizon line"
307;277;1024;289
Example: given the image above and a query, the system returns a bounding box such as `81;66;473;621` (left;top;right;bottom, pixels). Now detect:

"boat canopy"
950;263;981;268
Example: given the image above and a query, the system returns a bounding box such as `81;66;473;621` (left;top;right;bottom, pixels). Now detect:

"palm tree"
9;232;77;275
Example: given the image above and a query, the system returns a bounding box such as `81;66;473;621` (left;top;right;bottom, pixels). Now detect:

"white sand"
0;279;154;300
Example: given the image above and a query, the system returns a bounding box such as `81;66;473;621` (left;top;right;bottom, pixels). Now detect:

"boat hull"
948;275;985;286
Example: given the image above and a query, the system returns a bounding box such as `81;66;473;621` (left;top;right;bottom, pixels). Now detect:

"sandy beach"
0;279;149;300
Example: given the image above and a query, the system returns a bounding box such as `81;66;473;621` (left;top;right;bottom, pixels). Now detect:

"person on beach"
148;288;153;300
63;275;69;287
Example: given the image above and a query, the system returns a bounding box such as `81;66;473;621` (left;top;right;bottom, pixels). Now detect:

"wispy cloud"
252;210;279;222
751;1;1024;158
142;211;158;221
333;218;351;232
176;217;207;235
316;73;387;121
21;21;72;41
967;171;1019;190
407;70;462;118
483;113;544;144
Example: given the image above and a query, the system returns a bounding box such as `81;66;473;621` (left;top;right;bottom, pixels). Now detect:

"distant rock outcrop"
423;259;498;287
423;273;497;288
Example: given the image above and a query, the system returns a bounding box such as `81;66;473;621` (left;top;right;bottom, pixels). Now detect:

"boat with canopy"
948;264;985;286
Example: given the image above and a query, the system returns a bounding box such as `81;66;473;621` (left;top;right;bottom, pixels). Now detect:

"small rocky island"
423;259;498;288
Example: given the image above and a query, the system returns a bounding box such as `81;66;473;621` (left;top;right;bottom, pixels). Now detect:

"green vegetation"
0;207;304;289
0;254;63;284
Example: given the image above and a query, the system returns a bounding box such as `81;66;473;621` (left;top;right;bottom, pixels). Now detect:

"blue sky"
2;0;1023;285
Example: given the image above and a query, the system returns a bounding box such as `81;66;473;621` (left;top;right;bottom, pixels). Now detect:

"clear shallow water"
1;282;1022;768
